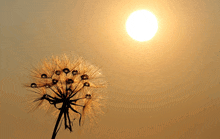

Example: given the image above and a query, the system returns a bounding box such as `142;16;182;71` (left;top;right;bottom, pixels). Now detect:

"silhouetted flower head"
25;54;106;138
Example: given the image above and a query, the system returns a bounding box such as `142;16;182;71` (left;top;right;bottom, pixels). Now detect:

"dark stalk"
51;103;65;139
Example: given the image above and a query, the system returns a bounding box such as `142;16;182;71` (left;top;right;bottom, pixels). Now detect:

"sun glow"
126;10;158;42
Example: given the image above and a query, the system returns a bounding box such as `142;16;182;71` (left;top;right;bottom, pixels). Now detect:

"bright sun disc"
126;10;158;42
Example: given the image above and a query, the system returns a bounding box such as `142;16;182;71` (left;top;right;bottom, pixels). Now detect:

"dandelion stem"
51;104;65;139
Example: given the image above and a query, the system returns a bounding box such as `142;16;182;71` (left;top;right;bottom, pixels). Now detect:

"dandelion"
25;54;106;139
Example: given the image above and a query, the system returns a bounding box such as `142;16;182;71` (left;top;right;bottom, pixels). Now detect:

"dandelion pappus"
25;54;106;139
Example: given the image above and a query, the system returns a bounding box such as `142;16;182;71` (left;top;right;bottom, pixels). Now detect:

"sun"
126;10;158;42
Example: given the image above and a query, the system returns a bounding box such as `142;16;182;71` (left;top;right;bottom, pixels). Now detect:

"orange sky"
1;0;220;138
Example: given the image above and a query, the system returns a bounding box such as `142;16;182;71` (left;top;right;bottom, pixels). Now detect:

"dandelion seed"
52;79;58;84
66;89;72;94
72;70;78;75
81;74;89;80
85;94;91;99
84;82;90;87
55;70;61;75
63;68;70;74
31;83;37;88
66;79;74;84
41;74;47;78
25;54;106;139
45;84;51;88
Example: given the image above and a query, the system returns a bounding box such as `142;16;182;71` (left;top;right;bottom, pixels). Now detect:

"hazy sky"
1;0;220;138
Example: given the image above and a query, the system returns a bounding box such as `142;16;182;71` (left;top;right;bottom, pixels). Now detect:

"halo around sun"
126;10;158;42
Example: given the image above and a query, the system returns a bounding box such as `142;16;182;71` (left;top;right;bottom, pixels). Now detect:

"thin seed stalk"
52;103;65;139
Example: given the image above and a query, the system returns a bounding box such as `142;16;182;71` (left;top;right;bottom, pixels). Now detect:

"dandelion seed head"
25;53;107;135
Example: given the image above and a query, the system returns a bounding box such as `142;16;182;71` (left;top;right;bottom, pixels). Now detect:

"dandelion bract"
25;54;106;139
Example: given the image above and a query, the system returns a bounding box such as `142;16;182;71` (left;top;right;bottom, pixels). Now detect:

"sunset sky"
1;0;220;138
